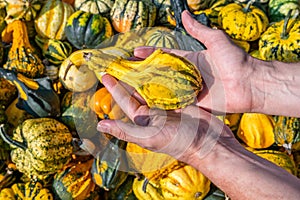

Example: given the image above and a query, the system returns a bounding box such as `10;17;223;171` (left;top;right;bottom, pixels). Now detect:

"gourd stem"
281;10;298;39
243;0;255;13
0;124;27;150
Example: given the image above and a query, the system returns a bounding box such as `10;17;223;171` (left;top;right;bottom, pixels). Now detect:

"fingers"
97;119;159;147
182;10;224;48
101;74;150;125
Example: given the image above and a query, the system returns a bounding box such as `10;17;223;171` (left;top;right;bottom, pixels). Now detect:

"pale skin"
97;10;300;199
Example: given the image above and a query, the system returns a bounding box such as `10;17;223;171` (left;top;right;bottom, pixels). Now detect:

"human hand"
97;74;235;163
135;10;256;114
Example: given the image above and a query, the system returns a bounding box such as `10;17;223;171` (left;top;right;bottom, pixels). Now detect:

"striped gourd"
65;10;113;49
145;28;180;49
0;118;73;180
74;0;115;15
0;181;53;200
35;36;73;65
110;0;157;33
85;48;203;110
151;0;174;27
268;0;300;22
273;116;300;153
34;0;74;40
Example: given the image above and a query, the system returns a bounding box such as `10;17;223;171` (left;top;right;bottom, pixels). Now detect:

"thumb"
97;120;158;145
182;10;217;48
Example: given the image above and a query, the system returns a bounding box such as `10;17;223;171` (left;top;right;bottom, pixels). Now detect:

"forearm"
188;131;300;199
251;59;300;117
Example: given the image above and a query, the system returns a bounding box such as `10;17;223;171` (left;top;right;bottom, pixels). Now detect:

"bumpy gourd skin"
259;18;300;62
2;118;73;180
85;48;203;110
218;3;269;41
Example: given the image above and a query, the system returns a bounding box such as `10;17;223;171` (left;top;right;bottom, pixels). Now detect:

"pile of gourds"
0;0;299;199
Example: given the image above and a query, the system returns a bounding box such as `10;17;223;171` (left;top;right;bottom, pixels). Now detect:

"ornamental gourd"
145;28;180;49
34;0;74;40
85;48;203;110
268;0;300;22
4;0;42;23
0;118;73;180
159;164;211;199
91;137;128;191
218;1;269;41
273;116;300;154
259;10;300;62
126;142;185;182
0;181;54;200
90;87;128;121
35;35;73;65
74;0;115;15
237;113;275;149
152;0;175;28
1;20;45;78
110;0;157;33
52;159;95;200
59;49;98;92
65;10;113;50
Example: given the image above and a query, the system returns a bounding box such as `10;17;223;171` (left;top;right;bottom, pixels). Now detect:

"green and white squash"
65;10;113;49
145;28;180;49
0;118;73;180
268;0;300;22
74;0;115;15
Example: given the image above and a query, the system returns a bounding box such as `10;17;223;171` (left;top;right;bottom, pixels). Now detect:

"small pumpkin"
85;48;203;110
91;137;129;191
34;0;74;40
35;35;73;65
159;164;211;200
259;10;300;62
0;181;54;200
2;20;45;78
52;159;95;200
4;0;42;23
65;10;113;50
268;0;300;22
74;0;115;15
90;87;128;121
273;116;300;154
237;113;275;149
110;0;157;33
218;1;269;41
0;118;73;180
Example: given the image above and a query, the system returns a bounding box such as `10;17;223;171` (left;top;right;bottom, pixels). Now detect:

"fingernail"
97;121;111;133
